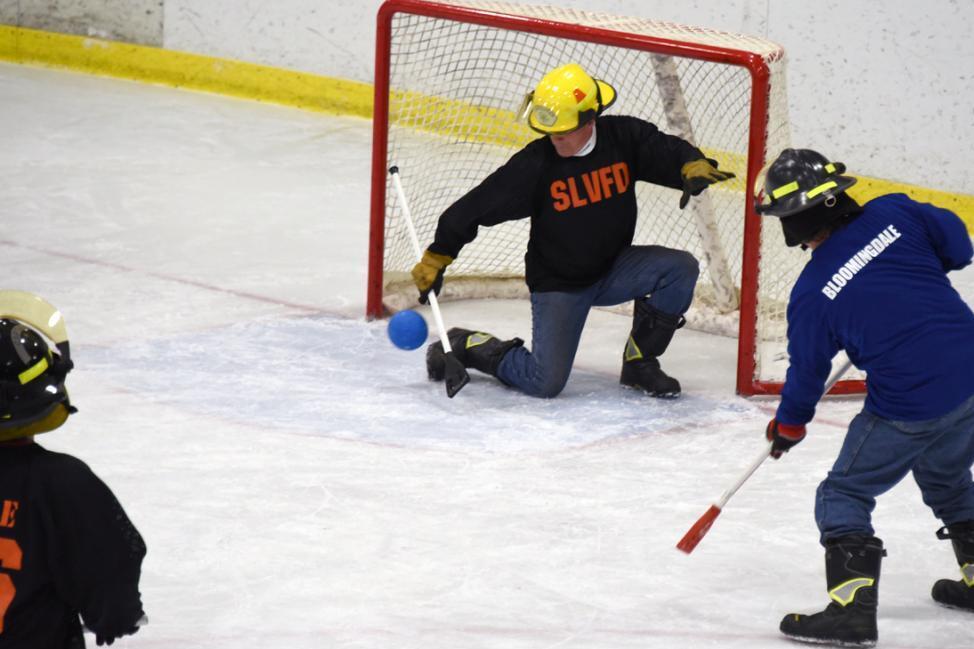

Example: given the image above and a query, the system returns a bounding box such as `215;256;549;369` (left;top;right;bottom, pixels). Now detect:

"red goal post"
367;0;866;396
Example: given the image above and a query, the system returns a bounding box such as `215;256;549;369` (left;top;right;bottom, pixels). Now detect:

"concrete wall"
0;0;163;43
2;0;972;193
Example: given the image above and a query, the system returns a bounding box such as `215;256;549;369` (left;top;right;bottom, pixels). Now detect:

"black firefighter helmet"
0;291;75;442
755;148;859;247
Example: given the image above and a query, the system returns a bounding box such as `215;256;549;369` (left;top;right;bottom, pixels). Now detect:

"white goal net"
368;0;863;395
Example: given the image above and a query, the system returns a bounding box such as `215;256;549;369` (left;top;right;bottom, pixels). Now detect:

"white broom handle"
389;166;453;354
716;358;855;508
716;444;774;509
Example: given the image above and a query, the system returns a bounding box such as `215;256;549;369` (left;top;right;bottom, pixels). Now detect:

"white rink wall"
2;0;972;193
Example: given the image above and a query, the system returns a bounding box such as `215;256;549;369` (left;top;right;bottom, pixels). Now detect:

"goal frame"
366;0;866;397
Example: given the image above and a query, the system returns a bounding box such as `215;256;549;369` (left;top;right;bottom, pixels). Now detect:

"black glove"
410;250;453;304
679;158;736;209
96;625;140;646
766;418;807;459
92;612;145;646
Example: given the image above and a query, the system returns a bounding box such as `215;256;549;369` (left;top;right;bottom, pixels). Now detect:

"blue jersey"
777;193;974;424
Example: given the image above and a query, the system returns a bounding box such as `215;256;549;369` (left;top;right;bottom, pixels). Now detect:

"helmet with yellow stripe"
756;149;857;218
0;291;75;442
755;149;860;247
521;63;617;135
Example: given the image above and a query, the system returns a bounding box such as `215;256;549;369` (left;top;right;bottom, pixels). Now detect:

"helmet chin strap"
0;402;73;443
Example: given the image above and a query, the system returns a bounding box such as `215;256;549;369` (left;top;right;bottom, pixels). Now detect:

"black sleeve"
428;143;545;258
627;117;705;190
43;455;146;640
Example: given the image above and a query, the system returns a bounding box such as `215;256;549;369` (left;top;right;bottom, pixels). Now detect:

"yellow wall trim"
1;24;971;232
848;177;974;234
0;24;373;119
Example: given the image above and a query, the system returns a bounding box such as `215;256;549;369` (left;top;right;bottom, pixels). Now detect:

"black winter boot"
932;521;974;611
620;299;685;398
427;328;523;380
780;535;885;647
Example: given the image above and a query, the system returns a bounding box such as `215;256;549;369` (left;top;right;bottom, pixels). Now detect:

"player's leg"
930;520;974;611
426;328;524;382
814;412;912;542
780;534;885;647
495;287;597;398
592;245;698;397
593;244;699;314
782;411;938;646
910;394;974;610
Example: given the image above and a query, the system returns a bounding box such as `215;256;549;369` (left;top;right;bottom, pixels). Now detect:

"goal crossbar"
367;0;866;396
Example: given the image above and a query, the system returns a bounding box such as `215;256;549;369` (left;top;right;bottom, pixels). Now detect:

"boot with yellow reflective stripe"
780;536;884;647
932;521;974;611
426;328;523;381
619;300;684;398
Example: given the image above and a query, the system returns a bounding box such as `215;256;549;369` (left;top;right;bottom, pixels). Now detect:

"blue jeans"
815;392;974;544
495;245;698;398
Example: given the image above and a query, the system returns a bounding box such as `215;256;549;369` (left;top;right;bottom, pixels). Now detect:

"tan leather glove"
679;158;736;209
411;250;453;304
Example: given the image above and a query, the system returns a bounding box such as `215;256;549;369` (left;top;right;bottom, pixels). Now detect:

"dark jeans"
816;392;974;544
495;245;698;398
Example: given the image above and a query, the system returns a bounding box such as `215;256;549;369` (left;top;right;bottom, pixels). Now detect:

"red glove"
766;418;806;459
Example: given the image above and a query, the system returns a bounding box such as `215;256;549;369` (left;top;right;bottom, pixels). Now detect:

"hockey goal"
367;0;865;396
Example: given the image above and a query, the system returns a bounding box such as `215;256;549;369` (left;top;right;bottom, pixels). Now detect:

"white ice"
2;62;973;649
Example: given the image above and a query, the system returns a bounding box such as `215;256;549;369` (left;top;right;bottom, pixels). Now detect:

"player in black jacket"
0;291;146;648
415;63;734;398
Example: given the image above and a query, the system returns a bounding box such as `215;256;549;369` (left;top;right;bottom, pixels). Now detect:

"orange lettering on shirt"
550;180;570;212
549;162;632;213
0;501;17;529
567;177;587;208
0;537;23;634
612;162;630;193
598;166;615;197
580;171;603;203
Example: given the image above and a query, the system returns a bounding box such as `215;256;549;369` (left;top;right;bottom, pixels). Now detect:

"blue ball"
387;309;429;350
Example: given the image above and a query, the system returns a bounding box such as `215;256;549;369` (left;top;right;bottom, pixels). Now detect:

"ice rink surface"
2;62;973;648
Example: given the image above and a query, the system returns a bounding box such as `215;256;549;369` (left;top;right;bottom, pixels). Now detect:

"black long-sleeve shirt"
428;115;704;292
0;442;146;649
